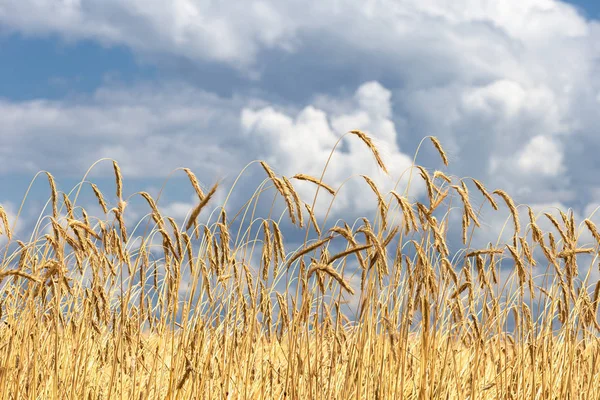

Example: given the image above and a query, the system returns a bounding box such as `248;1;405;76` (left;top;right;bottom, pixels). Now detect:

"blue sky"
2;0;600;263
568;0;600;17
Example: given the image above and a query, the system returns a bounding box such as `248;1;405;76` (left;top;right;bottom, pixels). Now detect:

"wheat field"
0;132;599;399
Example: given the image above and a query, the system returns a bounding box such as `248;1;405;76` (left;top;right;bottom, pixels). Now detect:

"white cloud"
4;0;600;238
517;135;564;177
0;83;244;178
355;81;392;119
3;1;597;188
241;81;423;217
0;0;299;72
0;1;592;75
0;78;425;224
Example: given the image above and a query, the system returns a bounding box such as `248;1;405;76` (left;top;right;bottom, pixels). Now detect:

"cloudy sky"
3;0;600;253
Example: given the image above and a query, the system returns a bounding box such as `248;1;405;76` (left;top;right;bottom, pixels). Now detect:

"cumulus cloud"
0;78;425;226
517;135;564;177
241;81;423;217
0;1;592;79
0;0;299;73
0;83;245;178
3;0;600;232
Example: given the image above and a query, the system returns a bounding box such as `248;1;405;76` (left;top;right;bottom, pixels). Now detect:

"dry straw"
430;189;449;213
67;219;101;240
585;219;600;245
326;243;372;265
307;262;355;295
433;170;452;184
519;237;536;266
115;200;128;243
593;280;600;316
452;184;480;228
506;244;526;292
261;220;272;281
62;193;74;219
0;269;40;283
113;161;123;200
361;175;388;231
260;161;298;225
46;172;58;218
471;178;498;210
185;181;219;231
416;166;435;202
429;136;449;166
0;206;11;240
304;203;321;236
349;130;388;174
3;132;600;400
466;248;504;257
390;191;418;233
462;214;468;245
545;212;568;244
285;236;333;270
183;167;205;200
292;174;335;195
528;207;543;243
282;176;304;227
90;183;108;214
271;221;285;274
493;189;520;235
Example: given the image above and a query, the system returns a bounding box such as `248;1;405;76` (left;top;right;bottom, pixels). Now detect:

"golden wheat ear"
0;206;11;240
349;130;389;174
112;160;123;200
292;174;335;195
185;181;219;231
429;136;449;166
493;189;520;235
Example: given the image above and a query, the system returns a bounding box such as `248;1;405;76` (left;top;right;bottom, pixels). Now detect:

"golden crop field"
0;132;598;399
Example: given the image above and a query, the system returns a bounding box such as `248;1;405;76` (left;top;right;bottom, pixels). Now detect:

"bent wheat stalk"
185;181;219;231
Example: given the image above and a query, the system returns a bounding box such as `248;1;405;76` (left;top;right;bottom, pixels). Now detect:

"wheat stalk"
429;136;449;166
471;178;498;210
183;168;205;200
493;189;520;235
112;161;123;200
361;175;388;231
292;174;335;195
185;181;219;231
46;172;58;218
90;183;108;214
349;130;388;174
0;206;11;240
304;203;321;236
307;262;354;295
285;236;333;270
